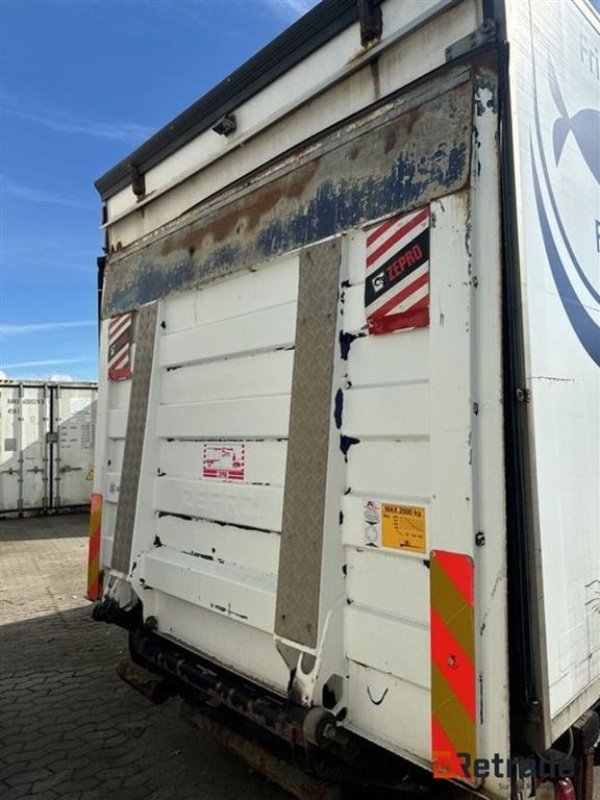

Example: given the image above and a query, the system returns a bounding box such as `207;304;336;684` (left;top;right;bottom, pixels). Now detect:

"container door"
0;383;49;514
52;385;96;509
0;384;22;513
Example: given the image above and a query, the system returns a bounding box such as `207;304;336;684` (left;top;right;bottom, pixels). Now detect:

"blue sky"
0;0;317;381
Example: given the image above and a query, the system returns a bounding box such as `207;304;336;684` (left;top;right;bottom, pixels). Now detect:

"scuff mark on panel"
366;686;389;706
340;435;360;459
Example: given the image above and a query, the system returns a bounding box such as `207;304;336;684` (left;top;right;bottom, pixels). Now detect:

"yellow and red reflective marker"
430;550;476;781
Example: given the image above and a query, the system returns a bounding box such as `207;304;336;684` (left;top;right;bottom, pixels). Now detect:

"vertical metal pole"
42;384;49;513
17;383;24;517
54;384;61;511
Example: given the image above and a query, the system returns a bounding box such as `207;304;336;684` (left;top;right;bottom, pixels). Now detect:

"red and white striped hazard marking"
108;313;133;381
365;206;430;335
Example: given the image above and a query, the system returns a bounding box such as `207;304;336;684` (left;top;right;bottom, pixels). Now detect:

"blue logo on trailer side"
531;55;600;366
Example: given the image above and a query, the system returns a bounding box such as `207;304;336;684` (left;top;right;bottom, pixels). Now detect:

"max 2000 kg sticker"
363;500;426;553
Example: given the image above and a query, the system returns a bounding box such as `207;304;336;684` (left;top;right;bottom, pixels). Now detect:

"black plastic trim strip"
95;0;358;200
495;15;541;750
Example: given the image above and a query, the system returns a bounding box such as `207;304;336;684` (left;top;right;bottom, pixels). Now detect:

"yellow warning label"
381;503;426;553
85;468;94;481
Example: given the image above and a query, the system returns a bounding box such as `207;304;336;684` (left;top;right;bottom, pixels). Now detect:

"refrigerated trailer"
0;380;97;517
90;0;600;797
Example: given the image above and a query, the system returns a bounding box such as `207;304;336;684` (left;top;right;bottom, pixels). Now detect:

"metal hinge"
445;20;497;62
516;387;531;403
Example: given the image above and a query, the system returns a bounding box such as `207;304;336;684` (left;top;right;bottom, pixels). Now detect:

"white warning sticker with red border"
365;206;430;335
202;443;246;482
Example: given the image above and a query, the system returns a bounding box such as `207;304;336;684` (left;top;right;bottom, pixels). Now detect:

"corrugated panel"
275;239;342;649
111;303;158;574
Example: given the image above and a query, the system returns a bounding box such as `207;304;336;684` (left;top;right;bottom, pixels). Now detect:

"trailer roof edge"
94;0;358;201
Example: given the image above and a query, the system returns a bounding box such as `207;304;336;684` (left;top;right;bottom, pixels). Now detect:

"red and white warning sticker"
365;206;430;335
108;313;133;381
202;442;245;482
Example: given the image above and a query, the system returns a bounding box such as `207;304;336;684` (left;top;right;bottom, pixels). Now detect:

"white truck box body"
92;1;599;795
505;0;599;745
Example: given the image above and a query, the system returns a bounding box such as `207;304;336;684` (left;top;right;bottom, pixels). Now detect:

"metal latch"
60;465;83;474
445;20;497;62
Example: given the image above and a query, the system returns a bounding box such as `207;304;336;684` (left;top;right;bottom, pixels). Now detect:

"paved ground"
1;515;598;800
0;514;287;800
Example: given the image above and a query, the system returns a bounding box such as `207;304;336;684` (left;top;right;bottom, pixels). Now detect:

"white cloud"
1;176;93;209
0;358;88;369
4;105;154;145
0;320;96;337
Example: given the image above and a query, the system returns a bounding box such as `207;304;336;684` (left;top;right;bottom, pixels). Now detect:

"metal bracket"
356;0;382;48
445;20;497;62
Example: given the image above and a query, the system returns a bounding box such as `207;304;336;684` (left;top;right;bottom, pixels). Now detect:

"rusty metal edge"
181;701;343;800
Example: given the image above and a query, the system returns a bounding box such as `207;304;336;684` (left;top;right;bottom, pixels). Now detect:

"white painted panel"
159;302;296;368
506;0;600;736
192;255;299;326
154;477;283;532
347;330;429;387
345;604;430;689
107;438;125;472
346;228;368;287
344;546;429;626
157;395;290;440
342;384;429;438
346;441;429;497
159;439;287;486
142;548;276;633
151;593;289;693
162;351;294;405
427;195;474;555
378;0;477;99
160;292;196;333
155;515;279;576
347;662;431;763
344;284;368;333
108;377;131;409
108;408;127;439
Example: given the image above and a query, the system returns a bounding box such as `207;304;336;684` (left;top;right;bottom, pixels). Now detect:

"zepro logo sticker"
530;28;600;366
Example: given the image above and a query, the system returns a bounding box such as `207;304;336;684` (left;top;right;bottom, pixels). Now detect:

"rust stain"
383;129;397;154
160;159;320;257
404;107;421;135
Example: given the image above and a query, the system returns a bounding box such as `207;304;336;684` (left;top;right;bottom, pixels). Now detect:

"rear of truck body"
91;1;600;797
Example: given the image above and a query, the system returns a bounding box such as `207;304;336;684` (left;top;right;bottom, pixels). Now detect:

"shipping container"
90;1;599;798
0;381;97;516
